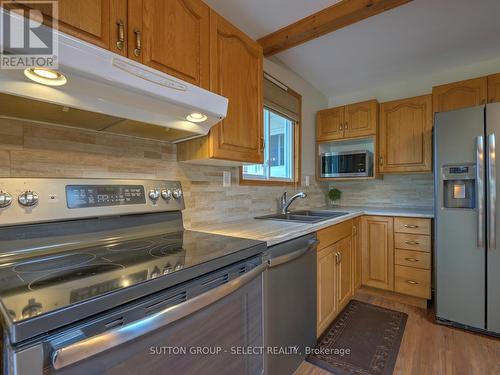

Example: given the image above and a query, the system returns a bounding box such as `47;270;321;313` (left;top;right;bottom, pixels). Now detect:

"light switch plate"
223;171;231;187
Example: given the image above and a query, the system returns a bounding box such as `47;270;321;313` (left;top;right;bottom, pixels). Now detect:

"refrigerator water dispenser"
442;164;476;209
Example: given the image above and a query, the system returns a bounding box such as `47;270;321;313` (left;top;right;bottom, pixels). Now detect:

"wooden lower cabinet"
361;216;394;291
336;235;353;311
352;217;362;290
316;221;356;337
317;244;337;336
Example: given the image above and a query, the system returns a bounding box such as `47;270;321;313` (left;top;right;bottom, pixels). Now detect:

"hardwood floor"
295;288;500;375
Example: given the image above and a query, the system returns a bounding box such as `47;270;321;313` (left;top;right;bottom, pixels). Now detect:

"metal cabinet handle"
488;133;496;249
116;20;125;50
339;124;343;131
268;239;318;268
133;29;142;57
477;135;485;248
344;121;348;129
404;257;419;262
405;240;420;245
406;280;419;285
404;224;419;229
379;156;383;166
52;262;267;369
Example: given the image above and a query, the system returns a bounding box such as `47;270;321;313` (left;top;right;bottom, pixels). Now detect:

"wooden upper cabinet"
344;100;378;138
316;100;378;142
433;76;487;113
361;215;394;291
129;0;210;89
488;73;500;104
379;94;433;173
12;0;127;53
317;106;344;142
208;11;263;163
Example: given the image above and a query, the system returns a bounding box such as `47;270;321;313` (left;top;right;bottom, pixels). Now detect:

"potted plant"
328;187;342;207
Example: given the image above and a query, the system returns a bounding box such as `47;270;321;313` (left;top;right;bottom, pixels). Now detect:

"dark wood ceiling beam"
257;0;413;56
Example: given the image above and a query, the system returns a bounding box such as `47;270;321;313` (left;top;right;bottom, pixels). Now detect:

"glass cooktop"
0;222;264;327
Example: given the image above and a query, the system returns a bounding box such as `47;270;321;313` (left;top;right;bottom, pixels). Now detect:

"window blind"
263;73;300;122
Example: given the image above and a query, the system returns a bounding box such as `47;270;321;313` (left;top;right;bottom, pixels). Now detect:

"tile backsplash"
0;118;329;228
0;118;434;228
328;174;434;209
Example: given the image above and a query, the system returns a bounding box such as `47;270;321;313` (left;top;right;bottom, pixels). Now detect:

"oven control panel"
66;185;147;208
0;178;185;226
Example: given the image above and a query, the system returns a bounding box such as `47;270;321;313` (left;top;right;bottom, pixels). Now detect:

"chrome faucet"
279;191;307;214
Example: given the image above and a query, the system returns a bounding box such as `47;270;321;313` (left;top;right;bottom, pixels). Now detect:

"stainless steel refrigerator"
435;103;500;335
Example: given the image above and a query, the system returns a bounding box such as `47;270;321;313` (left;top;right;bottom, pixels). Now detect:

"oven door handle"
52;262;267;370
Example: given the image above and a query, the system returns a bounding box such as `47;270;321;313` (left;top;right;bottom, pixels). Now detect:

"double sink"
255;210;349;224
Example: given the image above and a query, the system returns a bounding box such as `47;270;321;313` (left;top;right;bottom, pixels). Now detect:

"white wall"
329;55;500;107
264;58;328;177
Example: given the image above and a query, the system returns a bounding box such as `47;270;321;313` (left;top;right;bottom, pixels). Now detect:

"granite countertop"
191;206;433;247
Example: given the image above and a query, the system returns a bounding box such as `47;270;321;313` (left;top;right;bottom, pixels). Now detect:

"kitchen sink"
255;210;349;224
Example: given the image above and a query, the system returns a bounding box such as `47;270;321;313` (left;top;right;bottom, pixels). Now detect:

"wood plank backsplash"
0;118;329;227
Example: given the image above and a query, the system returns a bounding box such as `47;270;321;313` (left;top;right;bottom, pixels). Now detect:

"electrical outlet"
223;171;231;187
305;175;310;186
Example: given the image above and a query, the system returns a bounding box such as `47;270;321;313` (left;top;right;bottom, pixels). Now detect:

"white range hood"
0;8;228;143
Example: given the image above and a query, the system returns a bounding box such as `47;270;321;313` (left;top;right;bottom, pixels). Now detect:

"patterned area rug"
307;300;407;375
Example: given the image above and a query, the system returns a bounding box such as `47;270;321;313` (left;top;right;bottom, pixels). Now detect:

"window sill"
239;178;299;187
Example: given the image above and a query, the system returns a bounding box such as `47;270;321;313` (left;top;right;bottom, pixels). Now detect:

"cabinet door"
344;100;378;138
488;73;500;104
433;76;487;112
15;0;113;50
135;0;210;89
361;216;394;291
316;107;344;142
352;217;362;290
379;94;433;173
208;11;263;163
317;245;336;337
336;235;353;311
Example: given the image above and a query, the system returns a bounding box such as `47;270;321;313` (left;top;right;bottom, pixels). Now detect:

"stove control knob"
161;189;173;201
163;263;173;275
151;266;161;279
172;188;183;199
0;191;12;208
22;298;42;319
18;190;39;207
148;188;160;202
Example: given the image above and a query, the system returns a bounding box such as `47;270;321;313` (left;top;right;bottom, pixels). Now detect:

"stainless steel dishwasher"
264;233;318;375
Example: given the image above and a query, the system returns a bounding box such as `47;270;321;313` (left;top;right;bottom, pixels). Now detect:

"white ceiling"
204;0;342;39
204;0;500;100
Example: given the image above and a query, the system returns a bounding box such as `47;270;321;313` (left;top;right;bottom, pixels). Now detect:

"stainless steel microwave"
320;150;373;178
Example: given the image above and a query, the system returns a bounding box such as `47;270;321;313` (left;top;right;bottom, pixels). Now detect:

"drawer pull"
405;240;420;245
404;224;419;229
405;257;419;262
406;280;419;285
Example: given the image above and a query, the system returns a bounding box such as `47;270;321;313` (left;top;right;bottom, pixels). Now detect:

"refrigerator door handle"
488;133;497;249
477;135;485;248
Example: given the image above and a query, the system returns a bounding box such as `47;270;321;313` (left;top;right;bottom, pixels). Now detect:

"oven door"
10;260;265;375
321;151;371;178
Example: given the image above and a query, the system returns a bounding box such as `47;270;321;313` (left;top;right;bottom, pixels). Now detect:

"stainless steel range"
0;178;267;375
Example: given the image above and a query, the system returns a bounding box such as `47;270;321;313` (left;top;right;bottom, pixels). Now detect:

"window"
241;74;301;185
243;108;295;182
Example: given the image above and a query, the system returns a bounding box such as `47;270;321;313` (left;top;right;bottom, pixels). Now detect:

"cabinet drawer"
317;220;352;250
394;233;431;252
394;217;431;235
395;249;430;270
395;265;430;299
